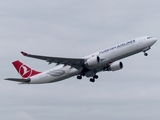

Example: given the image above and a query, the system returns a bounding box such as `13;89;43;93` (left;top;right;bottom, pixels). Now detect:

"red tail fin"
12;60;41;78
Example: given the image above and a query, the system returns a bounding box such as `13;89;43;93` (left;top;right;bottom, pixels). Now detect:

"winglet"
21;51;28;56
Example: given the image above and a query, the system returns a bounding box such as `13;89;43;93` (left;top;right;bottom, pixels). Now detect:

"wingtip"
21;51;28;56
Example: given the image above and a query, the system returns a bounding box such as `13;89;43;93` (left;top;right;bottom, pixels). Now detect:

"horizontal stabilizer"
5;78;31;83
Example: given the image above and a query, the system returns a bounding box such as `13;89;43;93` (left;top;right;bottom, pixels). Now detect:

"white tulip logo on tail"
19;64;32;78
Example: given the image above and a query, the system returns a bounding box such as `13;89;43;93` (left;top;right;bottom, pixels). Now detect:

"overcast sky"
1;0;160;120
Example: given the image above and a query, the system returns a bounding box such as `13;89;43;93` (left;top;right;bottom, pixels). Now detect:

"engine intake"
85;56;100;66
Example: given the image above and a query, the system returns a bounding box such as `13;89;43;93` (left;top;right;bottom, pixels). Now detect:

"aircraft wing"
21;51;85;69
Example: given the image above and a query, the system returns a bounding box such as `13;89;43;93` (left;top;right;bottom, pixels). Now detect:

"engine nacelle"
85;56;100;66
108;61;123;71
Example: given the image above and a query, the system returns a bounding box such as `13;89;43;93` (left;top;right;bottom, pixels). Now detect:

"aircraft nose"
152;37;157;44
145;37;157;46
153;38;157;43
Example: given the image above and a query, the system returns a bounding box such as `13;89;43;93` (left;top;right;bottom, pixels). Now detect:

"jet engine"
85;56;100;66
107;61;123;71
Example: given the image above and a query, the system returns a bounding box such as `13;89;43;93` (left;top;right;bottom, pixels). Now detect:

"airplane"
5;36;157;84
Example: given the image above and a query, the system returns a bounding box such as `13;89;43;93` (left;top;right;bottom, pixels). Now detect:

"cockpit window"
147;36;153;39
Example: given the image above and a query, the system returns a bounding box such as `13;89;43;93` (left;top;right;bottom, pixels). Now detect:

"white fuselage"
29;36;157;84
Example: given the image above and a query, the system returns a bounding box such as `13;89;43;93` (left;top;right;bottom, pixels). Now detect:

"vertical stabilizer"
12;60;41;78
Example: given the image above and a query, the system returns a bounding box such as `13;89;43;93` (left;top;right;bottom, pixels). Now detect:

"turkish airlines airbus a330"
5;36;157;84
